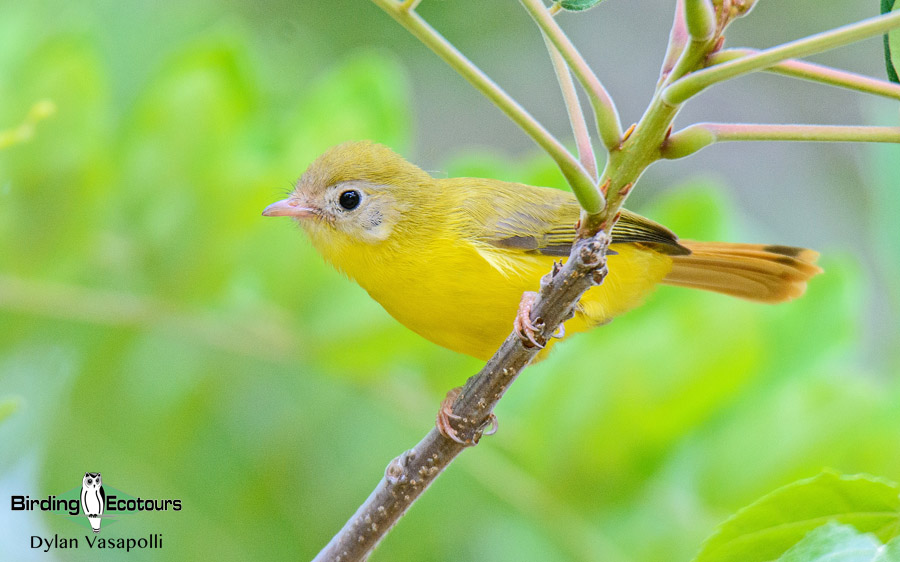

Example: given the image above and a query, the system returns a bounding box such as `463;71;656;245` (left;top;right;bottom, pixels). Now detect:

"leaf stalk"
519;0;623;151
664;10;900;104
369;0;602;211
662;123;900;159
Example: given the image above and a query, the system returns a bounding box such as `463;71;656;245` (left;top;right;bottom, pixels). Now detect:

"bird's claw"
551;323;565;339
436;388;469;445
514;292;544;349
478;414;499;437
515;292;566;345
436;387;496;446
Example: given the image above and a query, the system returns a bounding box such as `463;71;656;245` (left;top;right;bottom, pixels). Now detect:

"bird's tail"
662;241;822;303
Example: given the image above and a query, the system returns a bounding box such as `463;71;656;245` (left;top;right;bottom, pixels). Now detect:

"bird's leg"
436;387;497;446
514;291;545;349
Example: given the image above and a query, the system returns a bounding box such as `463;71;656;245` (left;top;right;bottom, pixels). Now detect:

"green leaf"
777;522;880;562
692;472;900;562
884;0;899;83
558;0;605;12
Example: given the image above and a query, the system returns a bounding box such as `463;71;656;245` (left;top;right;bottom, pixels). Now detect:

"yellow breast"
317;227;672;360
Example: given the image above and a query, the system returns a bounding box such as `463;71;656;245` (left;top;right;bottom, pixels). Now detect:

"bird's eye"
338;189;361;211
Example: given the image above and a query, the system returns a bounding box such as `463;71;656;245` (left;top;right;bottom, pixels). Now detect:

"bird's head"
263;141;433;250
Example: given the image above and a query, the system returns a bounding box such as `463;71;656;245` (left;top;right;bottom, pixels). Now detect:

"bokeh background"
1;0;899;560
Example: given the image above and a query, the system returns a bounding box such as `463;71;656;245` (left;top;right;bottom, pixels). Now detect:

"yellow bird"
263;141;822;361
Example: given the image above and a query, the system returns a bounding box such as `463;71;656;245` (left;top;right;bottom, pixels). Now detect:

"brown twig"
312;232;611;562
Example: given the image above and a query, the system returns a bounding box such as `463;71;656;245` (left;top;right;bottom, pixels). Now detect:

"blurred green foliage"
1;2;900;562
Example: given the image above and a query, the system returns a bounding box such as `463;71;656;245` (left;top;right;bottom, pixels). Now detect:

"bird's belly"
366;254;533;360
364;244;673;360
577;244;673;326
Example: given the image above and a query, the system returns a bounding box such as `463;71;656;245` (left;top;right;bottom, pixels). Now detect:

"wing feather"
465;183;687;257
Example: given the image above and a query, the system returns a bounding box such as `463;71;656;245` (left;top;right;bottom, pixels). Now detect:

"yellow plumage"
264;142;822;360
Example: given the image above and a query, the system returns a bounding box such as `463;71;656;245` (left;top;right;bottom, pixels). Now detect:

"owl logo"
81;472;105;533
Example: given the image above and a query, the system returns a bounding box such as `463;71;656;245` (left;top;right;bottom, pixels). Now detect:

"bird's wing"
468;184;689;257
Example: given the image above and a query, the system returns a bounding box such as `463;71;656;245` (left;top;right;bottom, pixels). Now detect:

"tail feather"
663;241;822;303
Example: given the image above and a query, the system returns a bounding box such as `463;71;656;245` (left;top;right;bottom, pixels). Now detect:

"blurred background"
1;0;899;560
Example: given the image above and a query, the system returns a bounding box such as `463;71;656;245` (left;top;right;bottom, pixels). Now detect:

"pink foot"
436;387;467;445
436;388;497;446
514;292;544;349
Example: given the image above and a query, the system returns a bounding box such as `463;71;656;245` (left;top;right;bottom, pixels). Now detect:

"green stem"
369;0;600;210
544;33;598;181
661;122;900;159
518;0;623;152
660;0;719;89
684;0;715;42
583;93;680;233
664;10;900;104
665;30;715;87
708;48;900;102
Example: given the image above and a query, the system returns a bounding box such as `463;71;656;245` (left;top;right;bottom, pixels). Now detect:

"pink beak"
262;198;317;218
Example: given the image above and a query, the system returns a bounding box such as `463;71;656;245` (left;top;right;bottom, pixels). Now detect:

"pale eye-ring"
338;189;361;211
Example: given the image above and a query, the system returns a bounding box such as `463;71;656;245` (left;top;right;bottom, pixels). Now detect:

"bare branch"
313;232;612;562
